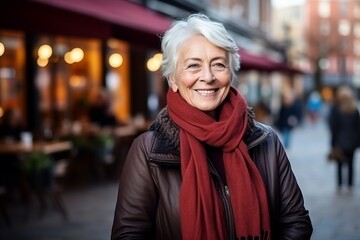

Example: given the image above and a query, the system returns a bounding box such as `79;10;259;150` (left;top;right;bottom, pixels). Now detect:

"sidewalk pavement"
286;118;360;240
1;117;360;240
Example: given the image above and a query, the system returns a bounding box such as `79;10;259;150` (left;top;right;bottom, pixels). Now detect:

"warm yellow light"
0;42;5;57
147;58;160;72
0;107;4;118
153;53;162;61
109;53;123;68
70;48;84;62
70;75;86;88
64;52;74;64
147;53;162;72
38;44;52;59
37;57;49;67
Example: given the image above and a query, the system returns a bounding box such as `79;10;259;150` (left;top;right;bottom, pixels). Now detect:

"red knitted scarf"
167;87;271;240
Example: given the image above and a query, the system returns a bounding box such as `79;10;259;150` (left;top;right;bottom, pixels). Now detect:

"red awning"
239;50;304;74
32;0;172;35
239;50;276;71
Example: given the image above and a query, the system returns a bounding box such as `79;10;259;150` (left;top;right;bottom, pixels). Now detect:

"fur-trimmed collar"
149;107;264;155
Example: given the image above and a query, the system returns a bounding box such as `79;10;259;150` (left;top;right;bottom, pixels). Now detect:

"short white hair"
161;13;240;85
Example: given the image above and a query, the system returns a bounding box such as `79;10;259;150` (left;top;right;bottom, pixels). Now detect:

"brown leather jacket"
112;108;313;240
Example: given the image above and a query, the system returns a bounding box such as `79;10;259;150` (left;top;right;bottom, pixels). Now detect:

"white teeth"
197;89;216;95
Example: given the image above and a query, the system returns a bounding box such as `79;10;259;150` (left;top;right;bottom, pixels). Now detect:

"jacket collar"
149;107;268;155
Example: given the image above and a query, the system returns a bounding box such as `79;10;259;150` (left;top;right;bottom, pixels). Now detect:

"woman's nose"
200;67;215;82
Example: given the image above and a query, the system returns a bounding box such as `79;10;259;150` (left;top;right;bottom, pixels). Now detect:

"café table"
0;140;73;221
0;140;73;155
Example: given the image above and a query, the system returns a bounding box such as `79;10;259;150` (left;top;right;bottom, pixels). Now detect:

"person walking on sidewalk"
112;13;312;240
328;85;360;192
275;92;301;148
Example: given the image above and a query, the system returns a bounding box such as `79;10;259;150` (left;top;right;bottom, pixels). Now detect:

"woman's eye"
187;64;199;69
212;63;226;69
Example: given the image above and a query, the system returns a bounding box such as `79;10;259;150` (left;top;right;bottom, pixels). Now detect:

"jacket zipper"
221;185;234;240
208;160;235;240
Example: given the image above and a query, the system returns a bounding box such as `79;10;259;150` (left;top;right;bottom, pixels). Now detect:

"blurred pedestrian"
112;13;312;240
88;90;117;128
328;86;360;193
275;93;300;148
306;91;323;124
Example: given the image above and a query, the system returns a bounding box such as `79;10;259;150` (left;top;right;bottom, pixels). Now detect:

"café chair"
21;151;70;221
0;185;11;226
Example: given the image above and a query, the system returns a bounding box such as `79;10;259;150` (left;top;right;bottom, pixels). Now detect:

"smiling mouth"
195;89;218;95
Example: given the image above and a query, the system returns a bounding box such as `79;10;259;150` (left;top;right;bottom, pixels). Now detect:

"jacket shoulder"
134;130;180;165
245;120;277;148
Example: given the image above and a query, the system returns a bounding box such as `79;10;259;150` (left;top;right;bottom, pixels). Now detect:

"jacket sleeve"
111;134;157;239
279;138;312;239
252;125;313;240
271;129;313;239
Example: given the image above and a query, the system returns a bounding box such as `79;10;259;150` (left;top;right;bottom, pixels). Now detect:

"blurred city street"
286;117;360;240
288;116;360;240
1;116;360;240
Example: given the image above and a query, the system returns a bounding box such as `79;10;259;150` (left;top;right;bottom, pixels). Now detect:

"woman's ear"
169;77;178;92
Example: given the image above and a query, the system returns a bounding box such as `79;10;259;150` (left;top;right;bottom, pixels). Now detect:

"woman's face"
170;35;231;113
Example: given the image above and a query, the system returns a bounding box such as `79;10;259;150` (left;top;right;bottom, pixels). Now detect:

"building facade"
305;0;360;98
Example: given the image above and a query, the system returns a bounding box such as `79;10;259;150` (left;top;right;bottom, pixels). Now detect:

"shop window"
339;1;348;16
34;36;102;130
354;22;360;38
106;38;130;123
338;19;351;36
318;1;330;18
354;39;360;56
0;31;25;121
355;3;360;19
0;32;133;133
338;57;347;74
248;0;260;27
353;59;360;86
339;38;348;52
353;58;360;73
320;20;331;36
146;52;164;118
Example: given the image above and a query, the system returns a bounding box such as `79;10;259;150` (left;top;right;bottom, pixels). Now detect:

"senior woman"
112;13;312;240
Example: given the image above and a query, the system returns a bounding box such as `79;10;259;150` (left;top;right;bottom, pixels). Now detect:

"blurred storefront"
0;0;170;136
